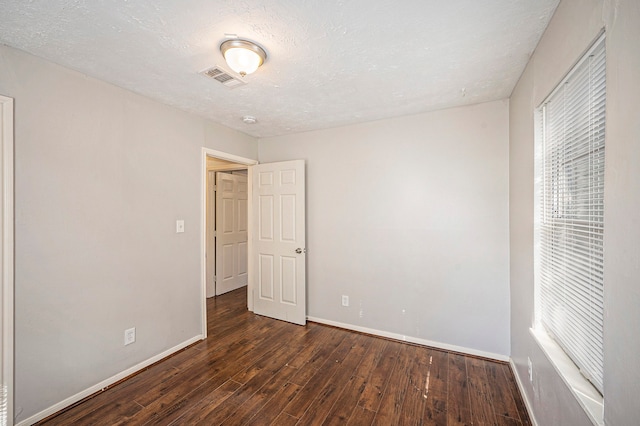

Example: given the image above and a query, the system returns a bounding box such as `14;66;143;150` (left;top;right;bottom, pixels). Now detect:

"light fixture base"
220;39;267;76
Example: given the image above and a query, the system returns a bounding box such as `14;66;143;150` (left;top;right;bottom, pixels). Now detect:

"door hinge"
213;275;217;282
213;230;217;237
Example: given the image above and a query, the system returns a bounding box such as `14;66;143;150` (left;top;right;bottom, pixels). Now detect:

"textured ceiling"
0;0;559;138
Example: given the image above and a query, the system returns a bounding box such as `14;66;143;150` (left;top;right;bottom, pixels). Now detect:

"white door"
215;172;248;295
251;160;306;325
205;170;216;298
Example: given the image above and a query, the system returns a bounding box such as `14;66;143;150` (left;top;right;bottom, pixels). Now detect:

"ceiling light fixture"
220;39;267;77
242;115;257;124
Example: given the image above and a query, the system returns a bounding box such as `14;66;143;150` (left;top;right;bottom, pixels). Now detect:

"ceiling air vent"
200;66;246;88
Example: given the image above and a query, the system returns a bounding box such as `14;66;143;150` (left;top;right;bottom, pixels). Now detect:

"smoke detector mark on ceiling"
200;66;246;88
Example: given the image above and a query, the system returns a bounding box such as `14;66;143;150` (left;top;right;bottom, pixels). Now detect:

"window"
535;34;606;393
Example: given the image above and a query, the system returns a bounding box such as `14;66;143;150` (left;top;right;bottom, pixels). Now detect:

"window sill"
530;328;604;426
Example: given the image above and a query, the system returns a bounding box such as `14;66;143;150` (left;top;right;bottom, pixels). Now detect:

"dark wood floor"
39;287;531;425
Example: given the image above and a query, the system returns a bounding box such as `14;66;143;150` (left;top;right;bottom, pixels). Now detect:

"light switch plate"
176;220;185;233
124;327;136;345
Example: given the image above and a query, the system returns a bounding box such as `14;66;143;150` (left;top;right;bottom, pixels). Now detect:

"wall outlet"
528;357;533;382
341;295;349;307
176;219;185;233
124;327;136;345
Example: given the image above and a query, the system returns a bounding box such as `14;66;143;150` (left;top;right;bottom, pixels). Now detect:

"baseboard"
16;334;204;426
509;359;539;426
306;316;509;362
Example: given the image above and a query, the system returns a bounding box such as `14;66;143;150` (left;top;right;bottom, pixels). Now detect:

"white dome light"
220;39;267;77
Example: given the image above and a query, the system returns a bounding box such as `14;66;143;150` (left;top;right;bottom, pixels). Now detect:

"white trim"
245;167;254;312
530;328;604;426
200;148;258;337
16;335;203;426
509;359;539;426
1;95;14;426
203;149;259;167
306;316;509;362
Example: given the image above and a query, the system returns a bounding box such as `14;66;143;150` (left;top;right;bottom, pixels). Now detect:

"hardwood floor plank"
495;414;524;426
227;366;299;425
136;378;237;426
43;398;143;426
422;350;449;426
322;338;388;426
467;357;497;425
167;317;288;373
288;327;349;386
241;381;301;426
296;334;372;425
426;350;449;394
40;366;181;425
38;287;534;426
125;324;295;425
356;339;403;412
447;353;472;425
422;390;448;426
200;331;312;425
230;324;312;385
283;332;361;418
370;344;414;425
447;409;473;426
484;360;521;421
500;364;533;426
398;346;434;426
322;375;368;426
346;406;378;426
286;323;338;369
271;412;300;426
163;379;242;425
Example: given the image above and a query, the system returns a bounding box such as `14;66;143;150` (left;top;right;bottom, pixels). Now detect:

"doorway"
200;149;308;337
200;149;257;338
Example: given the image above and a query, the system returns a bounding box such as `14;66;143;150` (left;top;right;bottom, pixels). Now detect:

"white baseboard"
16;335;204;426
306;316;509;362
509;359;539;426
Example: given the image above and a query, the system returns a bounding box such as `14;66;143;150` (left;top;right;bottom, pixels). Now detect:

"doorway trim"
200;148;257;338
1;95;14;426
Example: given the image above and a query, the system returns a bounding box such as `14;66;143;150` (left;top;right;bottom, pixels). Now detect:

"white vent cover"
200;66;246;88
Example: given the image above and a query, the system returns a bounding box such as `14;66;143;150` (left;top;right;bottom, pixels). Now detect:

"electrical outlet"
176;220;185;233
528;357;533;382
124;327;136;345
341;295;349;307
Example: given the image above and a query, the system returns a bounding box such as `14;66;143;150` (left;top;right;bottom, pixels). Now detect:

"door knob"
295;248;306;254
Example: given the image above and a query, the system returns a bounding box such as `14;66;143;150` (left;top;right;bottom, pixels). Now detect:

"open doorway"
200;149;308;337
200;149;257;338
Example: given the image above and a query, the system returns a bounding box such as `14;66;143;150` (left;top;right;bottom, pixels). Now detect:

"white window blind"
536;35;606;393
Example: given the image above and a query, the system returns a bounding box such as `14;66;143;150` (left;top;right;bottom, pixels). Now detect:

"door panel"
259;254;274;300
215;172;248;295
251;160;306;325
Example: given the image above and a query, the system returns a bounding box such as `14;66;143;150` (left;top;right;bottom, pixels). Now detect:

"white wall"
509;0;640;424
0;45;257;423
259;100;511;358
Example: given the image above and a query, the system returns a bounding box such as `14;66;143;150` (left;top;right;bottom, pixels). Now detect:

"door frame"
200;148;257;338
1;95;14;426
